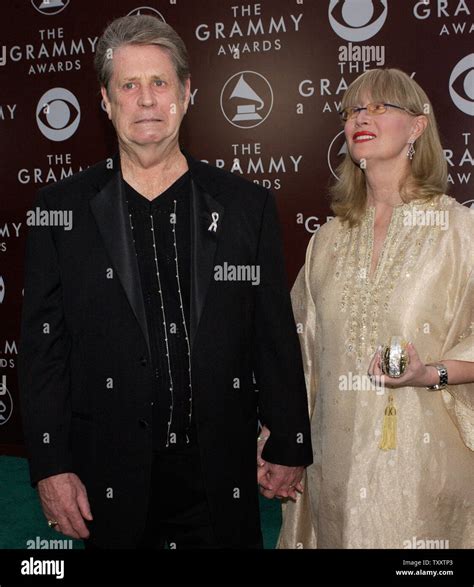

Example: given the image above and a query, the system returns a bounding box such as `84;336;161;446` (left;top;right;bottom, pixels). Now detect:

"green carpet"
0;456;281;549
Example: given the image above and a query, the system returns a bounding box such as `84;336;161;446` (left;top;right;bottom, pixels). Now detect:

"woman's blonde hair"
330;68;448;226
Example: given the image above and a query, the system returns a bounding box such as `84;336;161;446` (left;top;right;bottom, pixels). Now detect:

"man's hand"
256;426;304;500
37;472;93;540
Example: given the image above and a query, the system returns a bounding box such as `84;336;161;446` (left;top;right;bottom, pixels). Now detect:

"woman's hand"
257;425;271;485
367;342;438;389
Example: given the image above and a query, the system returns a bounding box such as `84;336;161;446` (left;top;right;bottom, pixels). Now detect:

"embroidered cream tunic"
278;195;474;549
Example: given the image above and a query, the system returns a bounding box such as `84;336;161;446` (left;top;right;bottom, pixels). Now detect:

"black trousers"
84;443;218;549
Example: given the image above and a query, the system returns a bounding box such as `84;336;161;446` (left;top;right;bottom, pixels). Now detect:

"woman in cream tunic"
277;69;474;549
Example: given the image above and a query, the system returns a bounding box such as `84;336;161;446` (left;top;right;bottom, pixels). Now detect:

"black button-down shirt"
124;172;195;450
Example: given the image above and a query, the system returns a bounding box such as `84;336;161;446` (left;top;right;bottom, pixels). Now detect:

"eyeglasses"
339;102;413;121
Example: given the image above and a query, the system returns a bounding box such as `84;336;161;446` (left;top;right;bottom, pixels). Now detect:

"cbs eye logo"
449;54;474;117
329;0;388;42
0;374;13;426
36;88;81;141
327;130;348;180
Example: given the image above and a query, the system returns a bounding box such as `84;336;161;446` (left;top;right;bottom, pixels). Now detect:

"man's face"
101;44;190;151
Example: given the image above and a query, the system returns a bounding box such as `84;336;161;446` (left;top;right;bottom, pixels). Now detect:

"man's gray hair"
94;15;190;93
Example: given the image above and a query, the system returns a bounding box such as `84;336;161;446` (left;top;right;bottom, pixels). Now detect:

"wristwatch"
426;363;448;391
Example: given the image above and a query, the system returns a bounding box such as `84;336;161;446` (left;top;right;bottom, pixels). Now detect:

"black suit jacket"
18;152;312;548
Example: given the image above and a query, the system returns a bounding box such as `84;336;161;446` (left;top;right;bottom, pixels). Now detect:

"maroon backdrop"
1;0;472;453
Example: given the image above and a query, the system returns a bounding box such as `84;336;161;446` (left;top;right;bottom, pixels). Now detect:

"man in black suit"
18;14;312;549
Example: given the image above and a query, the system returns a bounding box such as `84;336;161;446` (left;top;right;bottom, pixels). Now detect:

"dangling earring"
407;141;415;160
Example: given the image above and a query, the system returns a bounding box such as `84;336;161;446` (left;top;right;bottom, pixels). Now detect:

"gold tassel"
379;394;397;451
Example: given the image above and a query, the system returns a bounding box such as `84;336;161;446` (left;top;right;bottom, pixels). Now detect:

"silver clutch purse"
381;336;409;378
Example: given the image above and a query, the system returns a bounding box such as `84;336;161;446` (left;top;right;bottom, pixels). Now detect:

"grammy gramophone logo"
127;7;166;21
220;71;273;129
31;0;70;15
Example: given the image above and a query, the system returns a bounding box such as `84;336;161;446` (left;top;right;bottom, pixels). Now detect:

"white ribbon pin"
208;212;219;232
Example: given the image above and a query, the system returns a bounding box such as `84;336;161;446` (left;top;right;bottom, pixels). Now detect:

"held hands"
37;472;93;540
256;425;304;501
367;342;437;389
